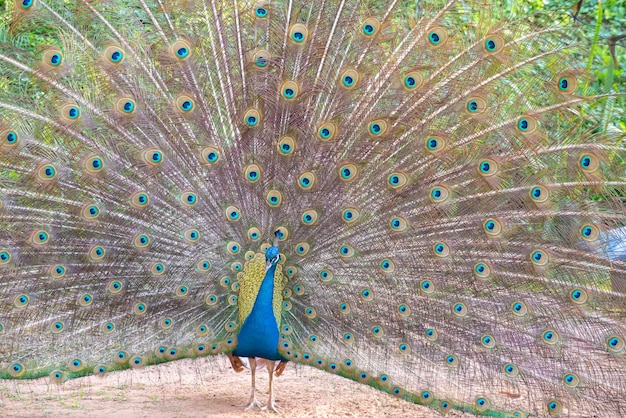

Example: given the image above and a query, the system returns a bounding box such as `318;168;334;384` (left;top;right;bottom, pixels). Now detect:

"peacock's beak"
265;260;273;272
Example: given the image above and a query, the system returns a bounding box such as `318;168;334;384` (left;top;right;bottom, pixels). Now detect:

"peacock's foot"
242;396;263;411
261;400;280;413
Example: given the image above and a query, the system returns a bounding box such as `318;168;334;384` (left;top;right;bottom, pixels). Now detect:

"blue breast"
234;264;283;361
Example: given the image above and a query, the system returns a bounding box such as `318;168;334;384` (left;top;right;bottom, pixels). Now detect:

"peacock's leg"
261;360;280;413
243;357;262;410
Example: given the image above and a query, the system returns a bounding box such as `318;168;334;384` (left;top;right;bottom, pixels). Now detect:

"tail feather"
0;0;625;416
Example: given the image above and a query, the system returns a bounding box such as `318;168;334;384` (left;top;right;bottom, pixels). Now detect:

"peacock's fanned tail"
0;0;625;416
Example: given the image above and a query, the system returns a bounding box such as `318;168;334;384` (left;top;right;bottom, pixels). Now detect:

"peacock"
0;0;625;416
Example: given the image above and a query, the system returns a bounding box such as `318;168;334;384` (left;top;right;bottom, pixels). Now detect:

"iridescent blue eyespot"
123;101;134;113
481;334;496;348
49;53;62;66
255;7;267;18
180;100;193;112
228;208;240;221
20;0;34;9
361;18;380;37
283;87;295;99
429;32;440;44
14;295;30;308
339;164;357;180
110;50;123;63
35;231;48;244
292;31;304;42
380;259;394;272
478;159;497;176
6;131;17;145
67;106;79;119
531;250;546;264
485;39;497;51
607;336;625;352
434;243;446;255
563;373;580;387
518;118;529;131
503;363;519;377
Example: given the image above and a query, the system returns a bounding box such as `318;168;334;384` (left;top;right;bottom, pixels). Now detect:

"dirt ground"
0;356;473;417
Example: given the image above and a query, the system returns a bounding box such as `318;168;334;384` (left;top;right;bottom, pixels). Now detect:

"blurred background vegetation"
0;0;623;131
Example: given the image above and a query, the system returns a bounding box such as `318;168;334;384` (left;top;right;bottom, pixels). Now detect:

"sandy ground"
0;356;472;417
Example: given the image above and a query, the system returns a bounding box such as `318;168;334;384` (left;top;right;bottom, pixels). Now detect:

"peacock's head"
265;246;280;272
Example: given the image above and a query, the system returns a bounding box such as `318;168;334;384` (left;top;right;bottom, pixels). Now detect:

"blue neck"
255;264;277;312
233;264;282;360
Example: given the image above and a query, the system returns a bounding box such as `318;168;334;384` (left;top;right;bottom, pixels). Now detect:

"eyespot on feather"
103;46;125;65
340;69;360;89
289;24;309;44
556;73;577;94
243;108;262;127
60;103;81;121
466;97;487;114
171;39;192;60
280;80;299;101
427;26;448;47
516;115;538;134
175;95;195;113
483;35;505;54
361;17;381;37
115;97;137;115
317;121;338;141
42;48;63;68
253;49;271;68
